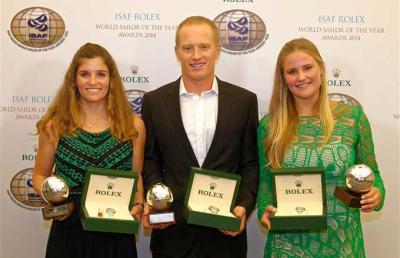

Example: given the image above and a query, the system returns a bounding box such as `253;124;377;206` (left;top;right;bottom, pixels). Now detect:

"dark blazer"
142;77;259;258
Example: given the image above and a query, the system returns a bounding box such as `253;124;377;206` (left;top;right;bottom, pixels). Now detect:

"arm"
130;115;146;218
141;94;174;229
31;120;72;221
256;116;276;229
235;94;259;219
141;94;164;194
221;94;259;236
32;121;58;196
355;108;385;211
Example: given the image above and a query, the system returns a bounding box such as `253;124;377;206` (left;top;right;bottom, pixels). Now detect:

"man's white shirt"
179;77;218;167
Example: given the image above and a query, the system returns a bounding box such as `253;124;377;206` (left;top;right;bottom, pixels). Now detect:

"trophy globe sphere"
146;183;173;211
345;164;375;193
41;176;69;203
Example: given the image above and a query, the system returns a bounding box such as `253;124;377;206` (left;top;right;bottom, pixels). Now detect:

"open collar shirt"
179;77;218;167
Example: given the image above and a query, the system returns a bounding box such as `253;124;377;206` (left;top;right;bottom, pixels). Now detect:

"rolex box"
182;167;241;231
80;167;139;234
269;167;327;231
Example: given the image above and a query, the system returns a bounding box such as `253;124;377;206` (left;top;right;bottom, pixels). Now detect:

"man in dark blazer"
142;16;259;258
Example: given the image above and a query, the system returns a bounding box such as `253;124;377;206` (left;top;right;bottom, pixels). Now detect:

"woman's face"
76;57;110;105
283;50;322;106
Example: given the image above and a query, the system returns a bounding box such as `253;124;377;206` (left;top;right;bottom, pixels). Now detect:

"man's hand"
142;203;175;229
220;206;246;237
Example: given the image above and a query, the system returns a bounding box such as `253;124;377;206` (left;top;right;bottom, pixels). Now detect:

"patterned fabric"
257;103;385;258
55;129;133;192
46;129;136;258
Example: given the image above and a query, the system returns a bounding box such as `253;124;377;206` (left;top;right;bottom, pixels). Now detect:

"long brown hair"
36;43;137;141
265;38;334;168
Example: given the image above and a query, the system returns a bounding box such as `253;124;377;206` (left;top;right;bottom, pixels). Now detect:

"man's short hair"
175;16;220;46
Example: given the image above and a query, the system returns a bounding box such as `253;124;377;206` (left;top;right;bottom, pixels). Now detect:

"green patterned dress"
46;129;137;258
257;103;385;258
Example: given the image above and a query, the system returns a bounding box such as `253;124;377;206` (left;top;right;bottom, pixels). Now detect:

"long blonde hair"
265;38;334;168
36;43;137;141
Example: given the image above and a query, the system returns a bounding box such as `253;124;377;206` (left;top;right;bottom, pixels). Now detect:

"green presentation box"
269;167;327;231
80;167;139;234
182;167;241;231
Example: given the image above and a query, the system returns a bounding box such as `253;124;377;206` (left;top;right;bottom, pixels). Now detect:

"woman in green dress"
257;38;385;258
32;43;145;258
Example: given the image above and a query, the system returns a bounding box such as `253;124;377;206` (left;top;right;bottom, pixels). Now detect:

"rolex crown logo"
332;68;342;78
295;180;303;188
32;143;38;153
209;182;217;190
130;65;139;75
107;183;114;190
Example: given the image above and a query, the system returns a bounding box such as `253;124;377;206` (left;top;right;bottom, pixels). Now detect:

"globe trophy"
41;176;74;220
146;183;175;224
334;164;375;208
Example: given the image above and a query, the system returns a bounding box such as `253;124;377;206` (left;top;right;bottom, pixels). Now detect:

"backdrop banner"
1;1;398;257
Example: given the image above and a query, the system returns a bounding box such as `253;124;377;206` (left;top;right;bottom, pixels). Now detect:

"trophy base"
334;187;361;208
149;211;175;224
42;201;74;220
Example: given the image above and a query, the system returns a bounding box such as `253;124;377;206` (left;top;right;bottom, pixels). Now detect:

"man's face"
175;23;220;85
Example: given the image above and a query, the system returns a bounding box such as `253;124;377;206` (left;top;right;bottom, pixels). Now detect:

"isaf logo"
328;93;361;106
214;9;269;54
227;17;250;45
125;89;146;115
27;13;49;41
7;168;47;210
8;7;67;50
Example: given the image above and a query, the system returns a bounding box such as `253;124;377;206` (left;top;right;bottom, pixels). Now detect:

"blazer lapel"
203;79;231;166
165;79;199;166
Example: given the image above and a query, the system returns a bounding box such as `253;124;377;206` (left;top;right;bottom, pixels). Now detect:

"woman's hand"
360;187;381;212
130;202;144;220
142;203;175;230
260;206;277;230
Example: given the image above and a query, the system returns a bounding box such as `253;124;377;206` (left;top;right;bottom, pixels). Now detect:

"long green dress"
257;103;385;258
46;129;137;258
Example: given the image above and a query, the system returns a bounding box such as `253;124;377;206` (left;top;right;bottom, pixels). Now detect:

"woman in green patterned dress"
257;38;385;258
32;43;145;258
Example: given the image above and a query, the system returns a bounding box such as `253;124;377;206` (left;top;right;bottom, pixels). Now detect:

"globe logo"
125;89;146;115
214;10;268;54
10;7;66;48
328;93;361;106
9;168;47;208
